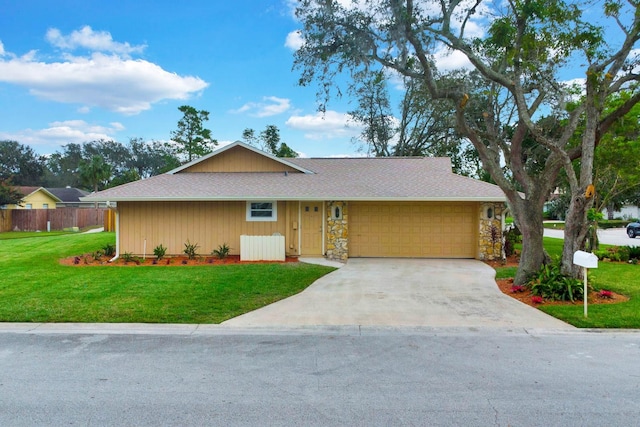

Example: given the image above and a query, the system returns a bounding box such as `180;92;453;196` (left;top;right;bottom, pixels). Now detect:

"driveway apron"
222;259;572;328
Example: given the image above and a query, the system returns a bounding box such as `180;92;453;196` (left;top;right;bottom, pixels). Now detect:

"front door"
301;202;323;255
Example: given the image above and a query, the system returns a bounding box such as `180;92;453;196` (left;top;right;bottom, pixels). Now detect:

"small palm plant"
153;244;167;260
183;240;199;260
212;243;231;260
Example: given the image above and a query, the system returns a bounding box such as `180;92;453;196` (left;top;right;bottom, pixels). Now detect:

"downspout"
321;201;326;256
109;208;120;262
297;201;301;255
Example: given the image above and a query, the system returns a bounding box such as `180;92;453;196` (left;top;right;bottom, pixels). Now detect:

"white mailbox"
573;250;598;268
573;250;598;318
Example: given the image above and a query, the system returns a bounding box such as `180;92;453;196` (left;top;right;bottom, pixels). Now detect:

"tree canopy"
242;125;298;157
0;140;46;186
171;105;217;162
0;179;24;207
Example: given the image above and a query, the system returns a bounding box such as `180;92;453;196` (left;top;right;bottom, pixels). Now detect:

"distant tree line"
0;105;298;194
0;138;181;192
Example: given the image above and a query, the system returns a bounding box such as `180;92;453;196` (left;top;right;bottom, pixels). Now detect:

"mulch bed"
60;254;299;267
485;256;629;308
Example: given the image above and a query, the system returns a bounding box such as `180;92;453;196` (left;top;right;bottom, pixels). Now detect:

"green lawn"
496;237;640;328
0;232;335;323
0;231;80;240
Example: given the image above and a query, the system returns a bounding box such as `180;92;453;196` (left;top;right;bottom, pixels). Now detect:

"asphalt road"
1;327;639;426
544;227;640;247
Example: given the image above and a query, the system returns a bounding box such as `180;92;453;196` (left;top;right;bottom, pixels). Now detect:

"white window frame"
43;203;49;209
25;203;32;210
246;201;277;222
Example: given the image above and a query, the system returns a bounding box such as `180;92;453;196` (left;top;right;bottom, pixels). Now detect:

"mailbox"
573;250;598;268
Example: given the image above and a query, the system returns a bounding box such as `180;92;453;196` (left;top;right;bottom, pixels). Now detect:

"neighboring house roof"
47;187;90;203
15;186;62;202
83;141;506;202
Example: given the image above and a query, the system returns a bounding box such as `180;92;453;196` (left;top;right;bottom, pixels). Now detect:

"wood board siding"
8;191;58;210
349;201;478;258
118;201;298;256
180;145;301;173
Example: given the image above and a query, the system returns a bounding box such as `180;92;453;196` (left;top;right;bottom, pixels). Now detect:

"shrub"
212;243;231;260
597;220;632;229
102;243;116;257
91;250;103;261
627;245;640;260
598;290;613;299
616;246;631;262
503;225;521;257
528;259;584;302
593;249;609;261
153;244;167;260
594;246;633;262
511;285;526;293
531;296;544;304
121;252;135;263
183;240;199;260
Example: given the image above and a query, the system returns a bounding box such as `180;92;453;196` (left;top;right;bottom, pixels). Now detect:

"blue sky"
0;1;631;159
0;0;365;157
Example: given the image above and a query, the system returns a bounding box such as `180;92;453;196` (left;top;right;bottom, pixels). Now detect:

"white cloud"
0;41;4;56
285;30;304;50
0;120;125;153
285;110;361;140
46;26;146;56
433;47;473;71
230;96;291;117
0;28;208;115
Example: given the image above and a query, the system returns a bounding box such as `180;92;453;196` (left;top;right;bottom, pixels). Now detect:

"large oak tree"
294;0;640;284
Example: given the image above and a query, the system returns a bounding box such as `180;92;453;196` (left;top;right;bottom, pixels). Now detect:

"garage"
349;202;478;258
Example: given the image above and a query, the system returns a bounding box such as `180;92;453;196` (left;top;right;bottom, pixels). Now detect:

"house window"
43;203;49;209
25;203;32;210
246;201;277;222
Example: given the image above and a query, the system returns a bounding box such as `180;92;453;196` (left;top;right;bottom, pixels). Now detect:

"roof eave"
81;196;507;203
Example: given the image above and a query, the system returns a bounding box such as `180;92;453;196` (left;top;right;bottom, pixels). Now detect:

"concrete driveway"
222;259;572;329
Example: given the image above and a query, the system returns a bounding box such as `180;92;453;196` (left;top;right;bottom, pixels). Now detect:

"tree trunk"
561;194;593;277
510;196;549;285
561;79;598;278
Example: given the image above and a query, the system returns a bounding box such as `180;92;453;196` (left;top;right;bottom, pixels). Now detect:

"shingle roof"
46;187;90;203
83;144;505;202
14;186;62;202
15;186;40;196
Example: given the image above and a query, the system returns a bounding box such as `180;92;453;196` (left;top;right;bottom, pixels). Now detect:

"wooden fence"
0;210;10;233
104;209;116;232
1;208;107;232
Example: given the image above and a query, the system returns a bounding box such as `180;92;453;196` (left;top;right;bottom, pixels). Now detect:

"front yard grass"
495;237;640;328
0;231;80;240
0;232;335;323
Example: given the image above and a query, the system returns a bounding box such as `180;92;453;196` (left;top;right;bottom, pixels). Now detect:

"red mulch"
485;256;629;307
60;254;299;267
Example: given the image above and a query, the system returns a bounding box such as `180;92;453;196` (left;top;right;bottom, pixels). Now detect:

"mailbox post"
573;251;598;317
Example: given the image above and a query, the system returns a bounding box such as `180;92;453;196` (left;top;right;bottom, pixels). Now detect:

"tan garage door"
349;202;477;258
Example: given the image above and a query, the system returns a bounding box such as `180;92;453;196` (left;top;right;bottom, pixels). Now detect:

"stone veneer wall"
478;202;505;260
326;201;348;261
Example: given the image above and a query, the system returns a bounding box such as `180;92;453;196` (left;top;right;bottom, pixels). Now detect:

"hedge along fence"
597;220;636;229
3;208;107;232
